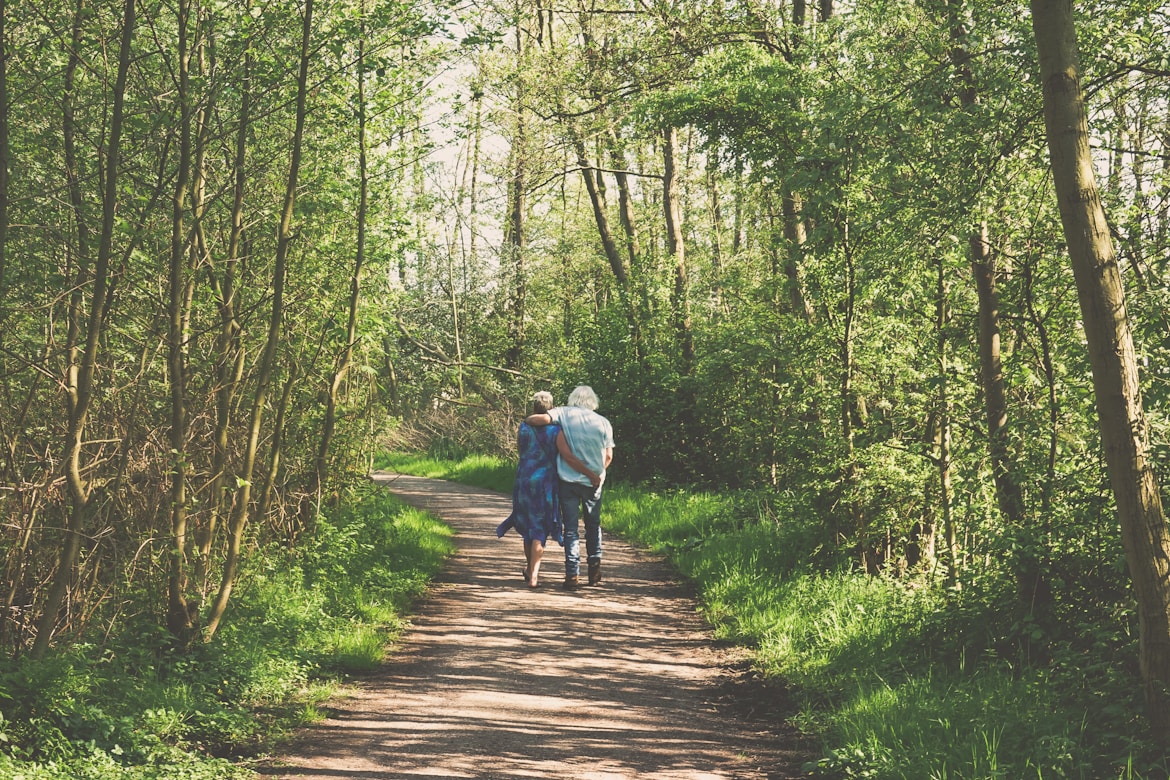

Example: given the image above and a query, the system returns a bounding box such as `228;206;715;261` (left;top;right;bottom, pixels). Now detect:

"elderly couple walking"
496;386;614;590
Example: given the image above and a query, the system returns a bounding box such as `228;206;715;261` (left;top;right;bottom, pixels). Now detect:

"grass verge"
0;483;454;779
373;450;514;493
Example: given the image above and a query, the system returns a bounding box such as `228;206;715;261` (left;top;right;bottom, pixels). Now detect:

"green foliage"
0;486;454;777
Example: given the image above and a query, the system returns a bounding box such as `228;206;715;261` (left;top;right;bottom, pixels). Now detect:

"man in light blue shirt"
528;385;614;589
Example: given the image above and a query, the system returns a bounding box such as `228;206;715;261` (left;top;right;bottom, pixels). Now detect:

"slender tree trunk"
574;131;643;353
781;192;814;321
314;18;369;510
971;224;1049;616
1031;0;1170;736
205;0;313;641
405;116;421;287
381;334;402;416
62;0;91;381
840;219;862;562
201;49;251;583
935;254;958;583
913;412;941;572
468;80;482;264
970;225;1021;523
1155;117;1170;275
782;0;815;323
33;0;135;659
663;127;694;377
0;0;9;307
166;0;196;641
1021;256;1059;520
259;367;297;530
731;157;744;256
945;0;1037;597
573;134;631;290
504;167;525;371
504;1;526;372
607;127;640;279
574;136;627;285
765;196;783;308
707;160;725;315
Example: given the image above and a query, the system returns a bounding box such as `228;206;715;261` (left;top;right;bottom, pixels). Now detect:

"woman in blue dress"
497;391;594;587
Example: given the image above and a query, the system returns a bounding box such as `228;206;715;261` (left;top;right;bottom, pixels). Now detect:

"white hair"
566;385;599;410
531;391;554;412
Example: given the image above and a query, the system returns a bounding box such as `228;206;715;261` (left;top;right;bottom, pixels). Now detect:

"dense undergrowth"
0;485;454;779
380;451;1163;780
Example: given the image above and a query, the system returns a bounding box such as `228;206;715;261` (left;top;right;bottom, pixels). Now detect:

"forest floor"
258;473;812;780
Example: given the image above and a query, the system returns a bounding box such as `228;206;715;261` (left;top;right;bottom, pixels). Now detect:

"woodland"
0;0;1169;776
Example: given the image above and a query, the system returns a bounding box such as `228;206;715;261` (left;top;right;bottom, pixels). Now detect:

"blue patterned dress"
496;422;563;545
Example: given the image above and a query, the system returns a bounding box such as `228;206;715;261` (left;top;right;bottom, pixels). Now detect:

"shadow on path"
259;473;810;780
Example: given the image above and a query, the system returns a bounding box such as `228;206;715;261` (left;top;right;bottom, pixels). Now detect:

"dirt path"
261;473;810;780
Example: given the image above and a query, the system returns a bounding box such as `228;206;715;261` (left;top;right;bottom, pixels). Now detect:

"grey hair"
531;391;554;413
566;385;599;410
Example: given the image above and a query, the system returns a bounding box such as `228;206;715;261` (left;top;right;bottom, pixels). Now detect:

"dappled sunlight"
265;475;804;779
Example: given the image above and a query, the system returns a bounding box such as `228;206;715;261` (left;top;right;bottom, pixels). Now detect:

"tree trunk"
574;136;628;285
166;0;195;641
33;0;135;659
840;219;861;561
783;0;814;322
1021;255;1060;520
204;0;313;641
504;1;526;372
574;132;644;353
946;0;1039;600
781;191;814;321
731;157;744;256
608;127;641;281
706;159;725;316
663;127;694;377
201;49;251;584
468;78;482;264
1031;0;1170;736
0;0;9;306
971;224;1049;616
935;254;958;583
259;367;297;531
314;18;369;512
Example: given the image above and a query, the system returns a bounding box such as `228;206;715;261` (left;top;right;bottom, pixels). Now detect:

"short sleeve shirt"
547;406;615;486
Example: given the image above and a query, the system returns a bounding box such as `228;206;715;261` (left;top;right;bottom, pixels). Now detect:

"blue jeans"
560;480;602;577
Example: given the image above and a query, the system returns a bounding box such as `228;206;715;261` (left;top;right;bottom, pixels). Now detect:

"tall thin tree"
313;4;370;511
0;0;9;307
166;0;196;640
33;0;136;659
205;0;314;640
1031;0;1170;736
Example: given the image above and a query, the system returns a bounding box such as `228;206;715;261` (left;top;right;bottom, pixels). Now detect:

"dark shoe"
587;560;602;586
562;575;580;591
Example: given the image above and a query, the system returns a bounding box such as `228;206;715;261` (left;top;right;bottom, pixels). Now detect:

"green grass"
374;450;514;493
397;453;1163;780
0;483;455;779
